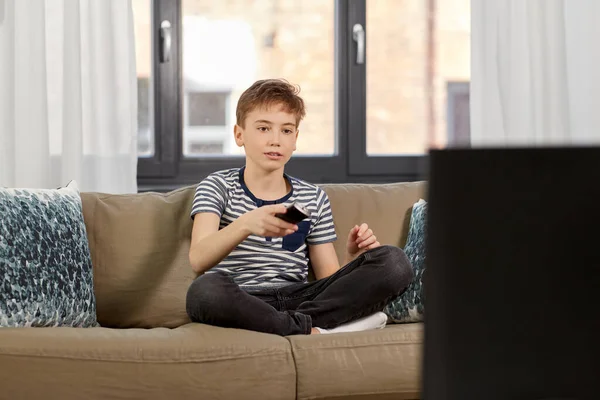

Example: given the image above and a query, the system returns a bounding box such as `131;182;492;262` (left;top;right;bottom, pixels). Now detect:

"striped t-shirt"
190;167;337;289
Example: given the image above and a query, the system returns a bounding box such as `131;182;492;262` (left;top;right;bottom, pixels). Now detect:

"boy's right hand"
238;204;299;237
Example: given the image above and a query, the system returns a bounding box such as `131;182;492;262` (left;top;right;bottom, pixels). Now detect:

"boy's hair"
236;79;306;128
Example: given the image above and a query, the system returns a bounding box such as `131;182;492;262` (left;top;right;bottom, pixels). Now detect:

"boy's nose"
269;131;281;144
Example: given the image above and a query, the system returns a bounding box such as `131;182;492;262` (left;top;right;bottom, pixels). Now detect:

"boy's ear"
234;124;244;147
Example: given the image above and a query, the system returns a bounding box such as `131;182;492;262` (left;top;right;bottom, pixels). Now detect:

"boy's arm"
308;243;341;280
189;213;251;274
189;174;252;274
189;204;298;274
306;187;339;280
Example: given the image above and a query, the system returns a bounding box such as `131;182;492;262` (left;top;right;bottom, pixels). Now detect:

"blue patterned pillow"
0;181;98;327
384;199;427;323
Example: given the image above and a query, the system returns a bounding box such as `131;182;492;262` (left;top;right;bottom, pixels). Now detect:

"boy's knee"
186;272;231;321
373;245;415;294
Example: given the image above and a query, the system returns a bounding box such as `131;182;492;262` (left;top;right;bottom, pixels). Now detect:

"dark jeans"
186;245;414;336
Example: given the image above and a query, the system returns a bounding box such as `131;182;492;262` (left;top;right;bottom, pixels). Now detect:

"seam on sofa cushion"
284;336;301;400
88;185;194;201
300;391;420;400
320;181;425;190
292;340;421;352
91;195;100;276
0;350;289;364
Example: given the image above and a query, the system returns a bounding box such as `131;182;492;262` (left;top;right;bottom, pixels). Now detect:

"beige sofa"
0;181;426;400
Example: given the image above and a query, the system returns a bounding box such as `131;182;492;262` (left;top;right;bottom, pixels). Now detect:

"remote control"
276;202;311;224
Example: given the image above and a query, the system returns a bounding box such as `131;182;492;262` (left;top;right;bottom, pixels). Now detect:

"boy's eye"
283;129;293;134
258;126;269;132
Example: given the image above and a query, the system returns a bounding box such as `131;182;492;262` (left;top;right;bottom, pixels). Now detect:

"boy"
186;79;413;336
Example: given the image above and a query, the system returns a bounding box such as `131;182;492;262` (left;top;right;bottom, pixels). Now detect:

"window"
133;0;470;191
447;82;471;148
183;91;231;157
137;77;153;157
133;0;154;159
187;92;228;127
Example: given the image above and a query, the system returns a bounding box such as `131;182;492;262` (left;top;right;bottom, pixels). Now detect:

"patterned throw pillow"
0;181;98;327
384;199;427;323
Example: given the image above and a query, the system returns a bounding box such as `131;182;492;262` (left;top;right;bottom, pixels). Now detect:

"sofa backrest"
80;181;426;329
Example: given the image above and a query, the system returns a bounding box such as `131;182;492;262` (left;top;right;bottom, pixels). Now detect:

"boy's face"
234;103;299;173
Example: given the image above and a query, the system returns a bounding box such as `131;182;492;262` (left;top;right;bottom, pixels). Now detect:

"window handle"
160;20;171;63
352;23;365;65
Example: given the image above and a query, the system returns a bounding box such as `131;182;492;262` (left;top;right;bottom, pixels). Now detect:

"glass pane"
366;0;471;155
181;0;335;157
132;0;154;158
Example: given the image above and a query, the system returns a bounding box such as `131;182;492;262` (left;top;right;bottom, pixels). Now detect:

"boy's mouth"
264;152;283;159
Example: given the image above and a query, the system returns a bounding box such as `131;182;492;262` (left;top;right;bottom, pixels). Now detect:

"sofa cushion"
385;199;428;323
0;181;98;327
80;186;197;328
288;323;423;400
321;182;426;264
0;323;296;400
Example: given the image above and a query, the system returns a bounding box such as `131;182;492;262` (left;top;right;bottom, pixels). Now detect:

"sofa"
0;181;426;400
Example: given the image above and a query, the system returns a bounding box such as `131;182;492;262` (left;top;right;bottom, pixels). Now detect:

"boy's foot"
313;312;388;335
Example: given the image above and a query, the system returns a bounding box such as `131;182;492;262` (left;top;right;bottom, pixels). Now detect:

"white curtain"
0;0;138;193
471;0;600;147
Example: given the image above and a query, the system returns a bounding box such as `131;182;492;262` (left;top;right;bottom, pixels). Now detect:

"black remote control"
276;202;311;224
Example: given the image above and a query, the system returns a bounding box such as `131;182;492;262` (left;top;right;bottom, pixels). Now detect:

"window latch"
160;20;171;63
352;23;365;65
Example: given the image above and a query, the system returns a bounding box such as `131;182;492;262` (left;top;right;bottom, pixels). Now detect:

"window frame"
137;0;427;192
137;0;180;180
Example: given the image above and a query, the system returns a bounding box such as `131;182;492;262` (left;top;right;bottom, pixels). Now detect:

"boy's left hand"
346;223;380;261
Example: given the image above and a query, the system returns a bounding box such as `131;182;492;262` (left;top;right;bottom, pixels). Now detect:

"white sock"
316;312;388;334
